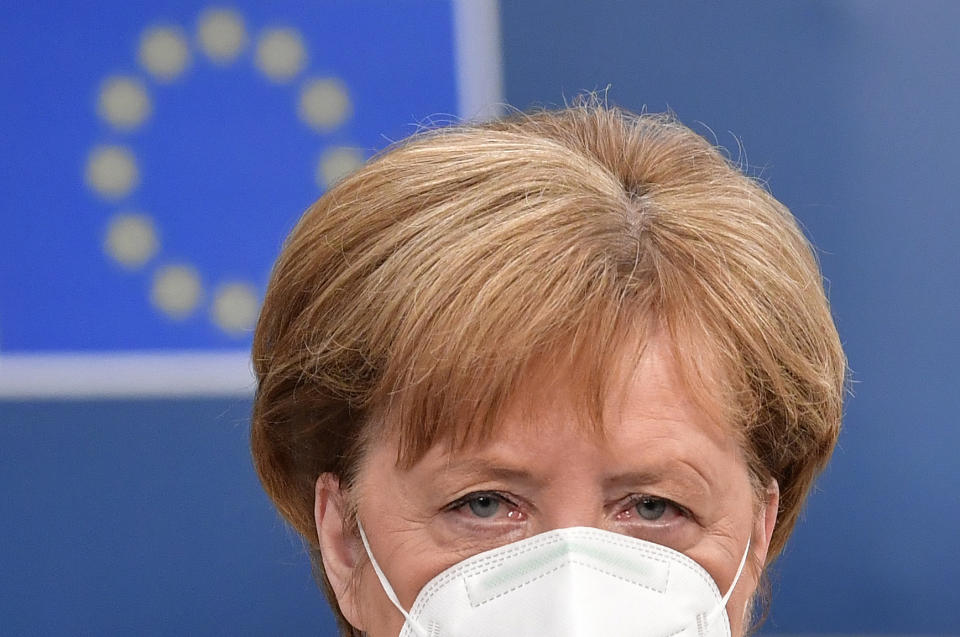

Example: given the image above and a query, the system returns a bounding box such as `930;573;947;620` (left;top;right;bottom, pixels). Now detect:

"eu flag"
1;1;501;396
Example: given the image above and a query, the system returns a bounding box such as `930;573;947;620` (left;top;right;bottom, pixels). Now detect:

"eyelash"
445;490;519;514
619;494;692;522
444;491;692;523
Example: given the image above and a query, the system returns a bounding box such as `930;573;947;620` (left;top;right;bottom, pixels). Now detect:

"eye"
446;491;525;522
466;494;501;518
635;496;668;520
616;495;688;524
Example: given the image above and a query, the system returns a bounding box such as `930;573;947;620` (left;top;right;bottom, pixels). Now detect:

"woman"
251;101;846;636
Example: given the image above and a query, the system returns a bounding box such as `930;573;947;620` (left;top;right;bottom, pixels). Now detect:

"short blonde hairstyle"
251;101;846;634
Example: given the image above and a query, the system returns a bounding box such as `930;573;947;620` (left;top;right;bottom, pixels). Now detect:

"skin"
316;333;779;637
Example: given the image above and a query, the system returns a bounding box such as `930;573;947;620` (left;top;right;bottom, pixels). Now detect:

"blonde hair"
251;101;846;634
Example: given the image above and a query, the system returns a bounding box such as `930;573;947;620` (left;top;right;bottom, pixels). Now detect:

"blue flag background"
2;2;458;353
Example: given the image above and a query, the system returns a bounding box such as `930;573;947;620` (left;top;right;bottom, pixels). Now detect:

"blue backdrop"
501;1;960;632
3;1;958;635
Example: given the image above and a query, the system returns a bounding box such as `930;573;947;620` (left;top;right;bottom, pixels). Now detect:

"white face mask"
358;524;750;637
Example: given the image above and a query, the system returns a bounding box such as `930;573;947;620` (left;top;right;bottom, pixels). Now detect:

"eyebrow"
436;458;542;488
602;465;713;501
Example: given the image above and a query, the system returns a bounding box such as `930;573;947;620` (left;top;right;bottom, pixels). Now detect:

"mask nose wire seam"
705;536;751;628
358;522;431;637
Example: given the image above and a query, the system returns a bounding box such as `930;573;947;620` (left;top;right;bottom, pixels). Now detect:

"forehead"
481;332;733;453
379;329;740;476
358;331;748;512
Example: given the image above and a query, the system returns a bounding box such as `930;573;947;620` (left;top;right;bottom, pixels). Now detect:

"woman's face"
316;334;779;637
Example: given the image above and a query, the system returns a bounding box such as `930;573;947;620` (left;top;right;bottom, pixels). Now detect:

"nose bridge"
538;468;608;532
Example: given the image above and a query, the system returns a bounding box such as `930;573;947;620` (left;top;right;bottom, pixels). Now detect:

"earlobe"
315;473;365;631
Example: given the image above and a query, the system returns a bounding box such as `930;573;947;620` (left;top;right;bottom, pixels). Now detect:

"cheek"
354;561;406;636
353;538;463;636
681;497;761;632
725;514;772;635
710;528;767;635
680;542;756;637
724;569;760;637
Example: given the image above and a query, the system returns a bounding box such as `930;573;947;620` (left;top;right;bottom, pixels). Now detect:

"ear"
315;473;365;631
753;478;780;568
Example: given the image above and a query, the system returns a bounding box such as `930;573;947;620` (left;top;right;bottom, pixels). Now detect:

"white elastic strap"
705;536;751;626
357;522;430;637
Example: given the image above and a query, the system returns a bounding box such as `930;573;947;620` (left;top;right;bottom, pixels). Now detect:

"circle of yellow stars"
86;7;364;337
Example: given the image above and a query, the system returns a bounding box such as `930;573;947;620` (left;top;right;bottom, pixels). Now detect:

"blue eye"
466;494;501;518
635;496;668;520
446;491;527;525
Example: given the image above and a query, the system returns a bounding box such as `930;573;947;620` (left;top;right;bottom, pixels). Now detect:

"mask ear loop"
357;522;431;637
705;536;751;628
